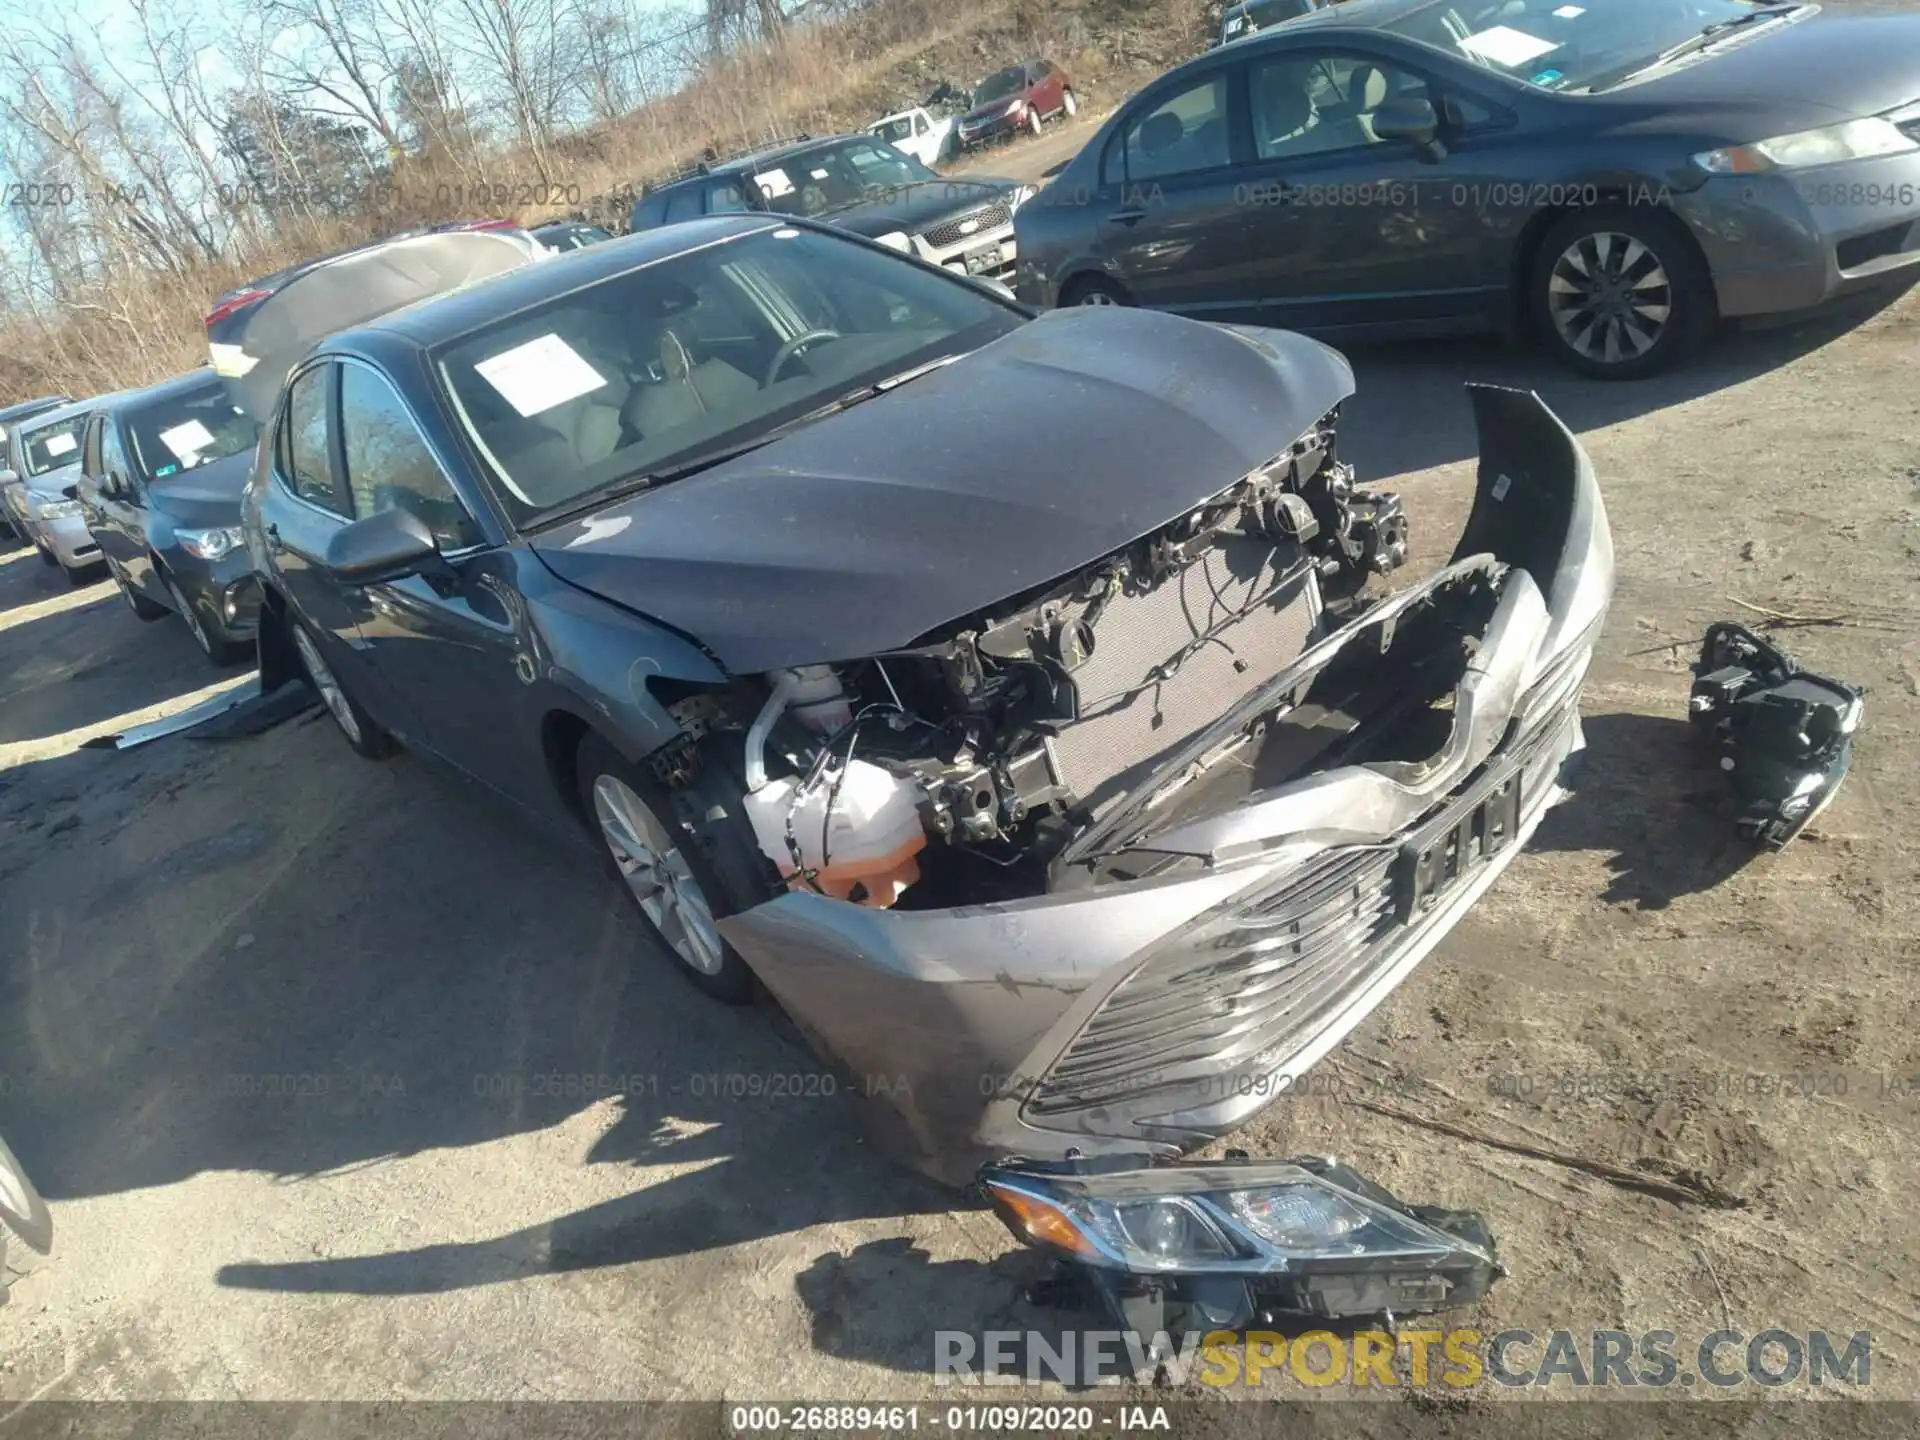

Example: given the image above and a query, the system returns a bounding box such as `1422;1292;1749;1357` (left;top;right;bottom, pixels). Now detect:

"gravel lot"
3;108;1919;1417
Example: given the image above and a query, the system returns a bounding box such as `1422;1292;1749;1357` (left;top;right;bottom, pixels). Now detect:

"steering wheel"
764;329;843;388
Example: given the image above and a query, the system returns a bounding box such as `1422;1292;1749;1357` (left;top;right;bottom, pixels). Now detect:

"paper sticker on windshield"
755;168;795;198
1553;5;1584;15
160;419;216;459
44;431;76;456
1458;25;1559;67
809;168;830;180
474;334;608;417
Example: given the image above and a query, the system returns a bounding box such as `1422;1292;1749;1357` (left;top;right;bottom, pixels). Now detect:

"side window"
280;364;351;516
338;365;479;551
1107;73;1232;184
101;425;133;499
1250;53;1431;160
633;194;669;229
663;188;705;223
1442;90;1505;132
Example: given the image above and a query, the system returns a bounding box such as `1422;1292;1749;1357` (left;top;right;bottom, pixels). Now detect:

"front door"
1238;47;1489;334
1090;66;1264;320
89;419;158;600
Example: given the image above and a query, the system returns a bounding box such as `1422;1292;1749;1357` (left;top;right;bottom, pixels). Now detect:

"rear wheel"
1530;206;1714;379
1062;88;1078;118
576;734;764;1005
1061;273;1132;307
291;621;398;759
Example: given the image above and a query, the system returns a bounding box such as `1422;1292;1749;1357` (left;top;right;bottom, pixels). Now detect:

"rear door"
1088;65;1262;319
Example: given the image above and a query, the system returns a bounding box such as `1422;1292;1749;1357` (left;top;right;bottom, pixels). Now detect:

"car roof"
702;133;866;178
94;368;222;416
331;215;787;352
0;395;72;423
16;396;111;433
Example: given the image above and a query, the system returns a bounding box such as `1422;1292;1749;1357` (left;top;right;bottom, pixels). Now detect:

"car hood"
149;450;252;526
962;97;1026;125
820;179;1022;238
22;461;82;499
1616;12;1920;124
530;308;1355;675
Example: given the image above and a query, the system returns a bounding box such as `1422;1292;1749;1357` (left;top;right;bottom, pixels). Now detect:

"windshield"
1226;0;1309;35
974;67;1027;104
435;225;1024;525
748;140;939;217
128;382;260;479
1383;0;1800;91
873;117;915;142
20;416;86;477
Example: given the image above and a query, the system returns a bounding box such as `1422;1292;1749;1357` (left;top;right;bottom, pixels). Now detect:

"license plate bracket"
962;244;1002;275
1393;762;1524;924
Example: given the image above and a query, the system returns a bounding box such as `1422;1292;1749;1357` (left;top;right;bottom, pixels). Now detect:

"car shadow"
1330;284;1913;486
1530;711;1755;909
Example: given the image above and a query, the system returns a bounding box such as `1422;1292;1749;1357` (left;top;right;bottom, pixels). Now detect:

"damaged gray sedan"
227;217;1610;1217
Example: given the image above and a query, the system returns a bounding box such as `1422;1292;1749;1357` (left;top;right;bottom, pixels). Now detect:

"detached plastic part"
1688;622;1864;849
979;1153;1500;1352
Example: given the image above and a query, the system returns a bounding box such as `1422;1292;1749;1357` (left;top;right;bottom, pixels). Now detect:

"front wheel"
1062;273;1132;307
164;572;249;666
1026;106;1043;137
110;558;169;620
576;734;762;1004
1530;207;1714;379
291;620;398;759
1062;89;1078;118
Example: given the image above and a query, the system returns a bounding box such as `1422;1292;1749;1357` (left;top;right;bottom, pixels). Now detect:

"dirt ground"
4;119;1920;1426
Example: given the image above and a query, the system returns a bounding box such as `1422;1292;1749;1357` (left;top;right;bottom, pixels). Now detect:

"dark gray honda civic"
228;219;1611;1190
1013;0;1920;377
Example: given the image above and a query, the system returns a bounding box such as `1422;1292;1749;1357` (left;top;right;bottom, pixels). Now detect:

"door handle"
1106;208;1147;226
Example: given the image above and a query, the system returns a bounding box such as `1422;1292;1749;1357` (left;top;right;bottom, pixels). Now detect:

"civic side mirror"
1372;97;1446;160
325;507;444;586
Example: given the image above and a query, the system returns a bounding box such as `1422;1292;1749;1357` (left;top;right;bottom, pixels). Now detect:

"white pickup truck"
867;107;957;167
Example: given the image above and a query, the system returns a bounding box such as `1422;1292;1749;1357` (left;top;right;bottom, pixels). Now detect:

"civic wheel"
1062;88;1078;117
1062;274;1131;307
576;734;761;1004
111;560;169;621
291;622;397;759
165;573;248;665
1531;207;1713;379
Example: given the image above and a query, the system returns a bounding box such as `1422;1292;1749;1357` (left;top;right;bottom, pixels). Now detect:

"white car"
868;107;956;168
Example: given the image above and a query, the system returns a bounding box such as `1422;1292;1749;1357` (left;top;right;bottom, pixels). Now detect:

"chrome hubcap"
1079;289;1119;306
1548;231;1672;365
168;577;211;654
592;774;726;976
292;627;363;744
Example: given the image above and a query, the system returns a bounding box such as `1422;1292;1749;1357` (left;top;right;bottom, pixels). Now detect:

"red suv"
956;59;1077;150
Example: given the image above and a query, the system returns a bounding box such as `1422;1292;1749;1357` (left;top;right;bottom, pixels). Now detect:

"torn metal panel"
78;679;318;752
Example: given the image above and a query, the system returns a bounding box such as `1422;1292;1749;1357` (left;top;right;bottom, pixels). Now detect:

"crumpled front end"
719;385;1611;1186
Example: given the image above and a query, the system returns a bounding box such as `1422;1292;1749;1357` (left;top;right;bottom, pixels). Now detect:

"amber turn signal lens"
984;1182;1098;1259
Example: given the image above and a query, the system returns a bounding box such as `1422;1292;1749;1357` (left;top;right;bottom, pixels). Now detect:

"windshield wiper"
530;354;965;530
1596;4;1800;88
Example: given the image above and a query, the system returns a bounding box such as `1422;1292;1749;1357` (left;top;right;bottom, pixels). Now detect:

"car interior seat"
1254;72;1319;155
622;329;760;442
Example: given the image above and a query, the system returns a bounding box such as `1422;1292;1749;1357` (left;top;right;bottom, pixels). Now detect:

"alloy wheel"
1547;231;1673;367
292;626;363;745
591;774;727;977
1078;289;1119;306
166;576;213;656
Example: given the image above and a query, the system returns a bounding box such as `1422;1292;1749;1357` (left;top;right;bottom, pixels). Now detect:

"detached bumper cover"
719;385;1613;1186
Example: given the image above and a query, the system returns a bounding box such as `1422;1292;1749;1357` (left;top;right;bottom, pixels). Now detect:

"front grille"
1025;697;1581;1120
921;202;1012;251
1044;532;1320;819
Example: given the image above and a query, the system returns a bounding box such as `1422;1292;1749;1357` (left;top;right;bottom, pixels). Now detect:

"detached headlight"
178;525;245;560
981;1156;1500;1332
1693;117;1916;174
37;498;83;519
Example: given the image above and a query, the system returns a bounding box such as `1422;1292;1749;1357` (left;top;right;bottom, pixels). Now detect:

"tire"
291;620;398;759
1027;106;1043;137
109;558;169;621
576;733;766;1005
1529;205;1714;379
163;570;249;666
36;542;56;568
64;560;104;588
0;1135;52;1258
1062;88;1078;118
1061;273;1132;307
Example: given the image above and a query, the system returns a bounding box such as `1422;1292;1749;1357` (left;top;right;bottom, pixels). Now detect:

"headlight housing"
37;498;83;519
178;525;245;561
981;1156;1500;1335
1693;118;1917;174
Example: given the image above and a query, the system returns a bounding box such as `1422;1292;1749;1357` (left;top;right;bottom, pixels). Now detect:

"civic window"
662;188;705;223
1105;73;1232;185
128;382;259;480
101;425;136;503
1442;89;1507;131
708;181;751;213
280;364;351;516
1249;53;1431;160
338;365;479;551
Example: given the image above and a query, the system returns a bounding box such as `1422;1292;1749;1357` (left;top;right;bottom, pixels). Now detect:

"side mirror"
1372;97;1446;159
325;507;443;586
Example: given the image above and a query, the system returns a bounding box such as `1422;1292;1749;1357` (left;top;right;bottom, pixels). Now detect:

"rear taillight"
205;287;272;332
